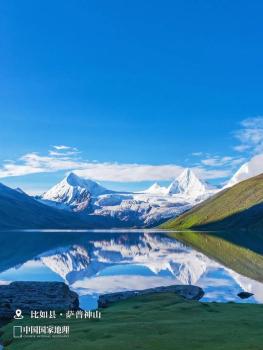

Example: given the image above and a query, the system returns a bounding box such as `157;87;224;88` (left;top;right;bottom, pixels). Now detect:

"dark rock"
0;282;79;319
98;285;204;308
237;291;254;299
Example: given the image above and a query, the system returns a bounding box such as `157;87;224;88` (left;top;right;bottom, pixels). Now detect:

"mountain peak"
177;168;196;181
64;172;107;192
167;168;209;198
41;173;111;210
64;172;87;187
66;172;79;181
144;182;167;195
161;172;263;231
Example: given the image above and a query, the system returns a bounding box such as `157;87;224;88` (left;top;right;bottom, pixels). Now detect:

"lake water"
0;230;262;309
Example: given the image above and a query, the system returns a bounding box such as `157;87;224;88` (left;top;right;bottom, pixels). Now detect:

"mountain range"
38;168;217;227
0;155;263;229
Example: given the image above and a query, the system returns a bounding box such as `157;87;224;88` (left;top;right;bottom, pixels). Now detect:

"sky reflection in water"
0;230;262;309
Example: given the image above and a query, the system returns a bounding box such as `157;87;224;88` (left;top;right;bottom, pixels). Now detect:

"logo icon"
13;326;23;338
14;309;24;319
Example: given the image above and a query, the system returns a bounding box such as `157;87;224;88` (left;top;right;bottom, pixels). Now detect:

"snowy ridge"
41;172;110;211
166;168;213;198
226;154;263;188
143;182;167;195
39;169;217;226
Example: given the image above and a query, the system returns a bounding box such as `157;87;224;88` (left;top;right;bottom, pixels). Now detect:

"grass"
160;173;263;231
1;293;263;350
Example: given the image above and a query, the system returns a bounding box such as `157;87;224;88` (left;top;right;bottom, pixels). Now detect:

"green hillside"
161;173;263;231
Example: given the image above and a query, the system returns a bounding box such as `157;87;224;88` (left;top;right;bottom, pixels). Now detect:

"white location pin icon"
14;309;23;319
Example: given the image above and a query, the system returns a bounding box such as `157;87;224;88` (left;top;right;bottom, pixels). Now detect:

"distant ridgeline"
0;170;217;229
0;162;263;229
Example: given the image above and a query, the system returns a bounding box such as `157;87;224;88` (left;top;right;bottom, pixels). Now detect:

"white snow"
39;169;217;226
166;168;214;198
41;172;109;211
226;153;263;188
143;182;167;195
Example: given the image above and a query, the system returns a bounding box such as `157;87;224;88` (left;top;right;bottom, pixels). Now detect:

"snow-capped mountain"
142;169;213;199
41;172;111;211
226;154;263;188
166;168;212;198
143;182;167;195
0;182;96;229
39;169;217;227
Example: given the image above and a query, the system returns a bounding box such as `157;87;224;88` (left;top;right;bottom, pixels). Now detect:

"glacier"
39;169;218;227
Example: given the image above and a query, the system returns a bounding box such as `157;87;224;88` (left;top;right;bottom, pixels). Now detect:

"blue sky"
0;1;263;193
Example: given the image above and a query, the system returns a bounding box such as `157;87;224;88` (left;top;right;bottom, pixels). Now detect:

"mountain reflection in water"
0;230;262;309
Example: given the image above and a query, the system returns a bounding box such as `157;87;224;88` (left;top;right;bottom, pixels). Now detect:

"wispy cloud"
234;116;263;154
75;164;230;181
191;152;204;157
0;146;231;182
49;145;80;157
201;156;245;167
189;117;263;182
53;145;77;151
193;167;232;180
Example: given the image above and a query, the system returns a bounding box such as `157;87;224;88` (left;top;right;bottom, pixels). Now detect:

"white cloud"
201;156;245;167
49;145;79;157
53;145;77;151
0;147;231;182
75;163;185;181
234;144;250;152
75;164;229;182
192;152;203;156
242;117;263;129
193;167;232;180
234;117;263;154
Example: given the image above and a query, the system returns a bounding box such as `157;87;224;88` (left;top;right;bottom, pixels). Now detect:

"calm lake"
0;230;262;309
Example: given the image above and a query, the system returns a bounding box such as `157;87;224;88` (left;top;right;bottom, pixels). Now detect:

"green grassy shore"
1;293;263;350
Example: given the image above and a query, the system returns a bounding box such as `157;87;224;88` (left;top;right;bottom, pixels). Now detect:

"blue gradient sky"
0;1;263;193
